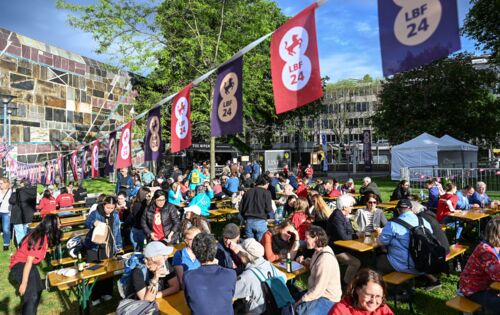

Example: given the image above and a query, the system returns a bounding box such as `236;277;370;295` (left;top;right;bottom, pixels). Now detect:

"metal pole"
347;127;351;179
2;103;6;140
7;110;11;146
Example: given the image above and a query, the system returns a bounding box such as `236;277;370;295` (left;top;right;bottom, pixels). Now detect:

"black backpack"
392;216;447;274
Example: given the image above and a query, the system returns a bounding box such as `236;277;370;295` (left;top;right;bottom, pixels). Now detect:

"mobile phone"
87;264;103;271
288;231;296;243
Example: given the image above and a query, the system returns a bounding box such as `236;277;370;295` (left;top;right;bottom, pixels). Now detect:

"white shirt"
0;189;12;214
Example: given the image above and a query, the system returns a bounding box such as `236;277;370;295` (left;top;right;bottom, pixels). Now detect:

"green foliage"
373;54;499;145
462;0;500;64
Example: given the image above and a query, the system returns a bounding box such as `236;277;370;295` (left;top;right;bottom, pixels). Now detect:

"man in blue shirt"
224;173;240;195
183;233;236;315
377;199;433;275
456;186;476;210
243;162;253;176
252;160;261;181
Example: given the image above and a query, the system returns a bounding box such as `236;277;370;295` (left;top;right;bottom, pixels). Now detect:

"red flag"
116;120;133;169
71;151;79;181
270;3;322;114
91;140;100;178
171;83;193;153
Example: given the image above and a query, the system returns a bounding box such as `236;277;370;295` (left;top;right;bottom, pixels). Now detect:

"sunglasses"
367;201;377;204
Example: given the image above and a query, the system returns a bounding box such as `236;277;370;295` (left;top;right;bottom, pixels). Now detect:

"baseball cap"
222;223;240;239
184;205;201;216
241;238;264;259
396;198;412;209
143;241;173;258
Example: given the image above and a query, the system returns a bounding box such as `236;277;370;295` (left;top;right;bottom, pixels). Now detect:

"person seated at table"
459;217;500;314
173;227;201;288
233;238;287;314
55;186;74;210
456;185;477;210
411;200;450;256
309;194;333;231
290;198;311;240
436;183;458;222
326;194;362;286
36;189;56;218
425;178;444;211
261;220;301;263
295;225;342;314
84;195;122;305
168;182;183;206
129;241;180;300
390;180;411;201
356;193;387;235
141;190;181;244
180;178;190;198
73;181;88;202
328;268;394;315
296;178;309;199
469;181;497;208
342;178;356;194
288;171;299;190
9;214;61;315
181;205;211;235
376;199;433;275
184;232;237;315
284;195;298;217
188;181;214;217
359;177;382;203
126;187;151;251
315;179;333;197
211;178;226;199
241;173;254;189
328;179;342;198
216;223;244;275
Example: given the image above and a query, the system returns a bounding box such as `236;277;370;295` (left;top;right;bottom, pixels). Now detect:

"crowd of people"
1;162;499;315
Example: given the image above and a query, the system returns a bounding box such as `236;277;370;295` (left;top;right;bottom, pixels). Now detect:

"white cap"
184;205;201;216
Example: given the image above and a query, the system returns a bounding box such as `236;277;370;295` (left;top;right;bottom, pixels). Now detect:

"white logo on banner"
120;128;130;160
279;26;311;91
393;0;442;46
175;97;189;139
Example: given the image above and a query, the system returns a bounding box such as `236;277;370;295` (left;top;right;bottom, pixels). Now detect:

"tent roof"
439;135;478;151
392;133;442;151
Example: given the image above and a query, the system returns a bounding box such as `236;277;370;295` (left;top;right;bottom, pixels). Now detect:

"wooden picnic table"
273;262;309;281
208;208;239;222
157;290;191;315
334;236;380;253
490;282;500;291
29;215;87;229
377;203;398;210
447;210;491;240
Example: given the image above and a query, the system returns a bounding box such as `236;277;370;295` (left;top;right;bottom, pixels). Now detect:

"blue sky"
0;0;480;81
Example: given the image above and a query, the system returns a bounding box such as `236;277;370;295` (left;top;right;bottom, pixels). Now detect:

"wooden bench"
446;244;468;262
446;296;481;313
383;272;417;313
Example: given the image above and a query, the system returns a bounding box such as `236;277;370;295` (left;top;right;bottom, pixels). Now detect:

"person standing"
0;177;12;250
36;190;57;218
141;167;155;186
252;160;261;181
188;164;206;191
9;214;61;315
239;175;273;241
142;190;181;244
115;168;134;197
9;179;37;247
305;164;314;182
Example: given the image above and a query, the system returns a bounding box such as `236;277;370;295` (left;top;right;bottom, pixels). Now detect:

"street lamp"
0;93;16;140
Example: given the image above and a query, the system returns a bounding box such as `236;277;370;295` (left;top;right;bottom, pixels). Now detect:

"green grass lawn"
0;176;496;314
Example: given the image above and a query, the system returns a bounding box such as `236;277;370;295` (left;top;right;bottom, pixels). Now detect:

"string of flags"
5;0;461;184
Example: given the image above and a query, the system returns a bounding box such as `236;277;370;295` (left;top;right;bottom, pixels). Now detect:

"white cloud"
319;52;383;82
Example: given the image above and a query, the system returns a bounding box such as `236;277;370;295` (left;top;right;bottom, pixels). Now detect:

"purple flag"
144;107;162;161
211;57;243;137
105;131;117;175
378;0;460;77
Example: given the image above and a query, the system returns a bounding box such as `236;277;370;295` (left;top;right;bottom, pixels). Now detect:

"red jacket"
459;242;500;296
36;197;57;217
56;193;75;209
296;183;308;198
436;193;458;222
305;167;313;177
329;298;394;315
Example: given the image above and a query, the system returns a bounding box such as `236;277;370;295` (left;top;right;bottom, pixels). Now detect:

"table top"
49;258;124;288
30;215;87;228
490;282;500;291
157;290;191;315
377;203;397;209
334;237;379;252
208;208;239;217
273;262;309;279
446;210;490;221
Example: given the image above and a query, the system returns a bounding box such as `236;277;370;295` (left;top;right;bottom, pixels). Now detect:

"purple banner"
363;130;372;172
144;107;162;161
378;0;460;77
105;131;117;175
211;57;243;137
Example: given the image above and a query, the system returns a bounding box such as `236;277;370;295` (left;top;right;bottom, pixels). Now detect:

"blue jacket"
469;192;491;207
456;191;471;210
252;163;261;177
225;177;240;194
244;165;252;175
189;189;214;216
115;173;134;196
84;205;122;253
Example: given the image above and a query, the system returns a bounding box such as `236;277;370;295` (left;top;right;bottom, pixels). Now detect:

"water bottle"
420;189;425;201
286;252;292;273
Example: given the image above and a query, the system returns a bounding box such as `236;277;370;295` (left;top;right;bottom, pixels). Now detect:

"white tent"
391;133;478;180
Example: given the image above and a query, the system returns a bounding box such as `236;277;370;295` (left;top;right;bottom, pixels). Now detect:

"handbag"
91;221;110;245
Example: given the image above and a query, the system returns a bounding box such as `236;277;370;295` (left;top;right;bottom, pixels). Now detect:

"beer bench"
445;296;481;314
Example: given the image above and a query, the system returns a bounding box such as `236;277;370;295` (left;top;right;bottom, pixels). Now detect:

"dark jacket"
73;186;88;202
215;241;244;275
239;186;273;220
84;205;123;253
418;210;450;255
9;185;37;224
360;182;382;203
327;209;357;244
115;173;134;196
125;200;148;229
390;187;410;201
141;203;181;243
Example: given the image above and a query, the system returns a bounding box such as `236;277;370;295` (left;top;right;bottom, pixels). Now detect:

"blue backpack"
117;253;149;299
249;265;295;315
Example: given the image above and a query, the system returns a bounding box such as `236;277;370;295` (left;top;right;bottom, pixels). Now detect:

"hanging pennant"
378;0;460;76
116;120;133;169
144;107;162;161
105;131;117;175
44;162;52;185
57;154;64;184
270;3;322;114
37;164;42;184
171;83;193;153
71;151;79;182
91;140;100;178
81;148;88;179
211;57;243;137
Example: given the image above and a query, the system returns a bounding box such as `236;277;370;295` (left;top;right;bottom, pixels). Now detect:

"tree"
462;0;500;64
373;54;499;145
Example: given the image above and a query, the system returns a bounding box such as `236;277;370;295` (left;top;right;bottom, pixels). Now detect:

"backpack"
191;171;200;184
116;299;158;315
117;253;149;299
392;216;447;274
249;265;295;315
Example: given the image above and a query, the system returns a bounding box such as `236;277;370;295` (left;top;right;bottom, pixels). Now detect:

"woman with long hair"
36;189;57;217
125;187;152;251
141;190;181;244
180;206;211;235
355;193;387;235
9;214;61;314
261;220;300;262
309;194;333;231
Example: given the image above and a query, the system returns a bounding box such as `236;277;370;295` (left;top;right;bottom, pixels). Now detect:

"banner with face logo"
211;57;243;137
91;140;100;178
44;161;53;185
144;107;162;161
105;131;117;175
81;148;88;179
71;150;79;181
270;3;322;114
378;0;460;76
116;120;133;169
171;83;193;153
57;154;64;184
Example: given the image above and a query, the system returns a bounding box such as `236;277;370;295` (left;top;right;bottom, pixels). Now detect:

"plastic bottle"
286;252;292;273
77;253;84;272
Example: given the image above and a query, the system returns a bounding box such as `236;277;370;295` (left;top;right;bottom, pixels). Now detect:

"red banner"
71;151;79;181
270;3;322;114
171;83;193;153
91;140;100;178
116;120;133;169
